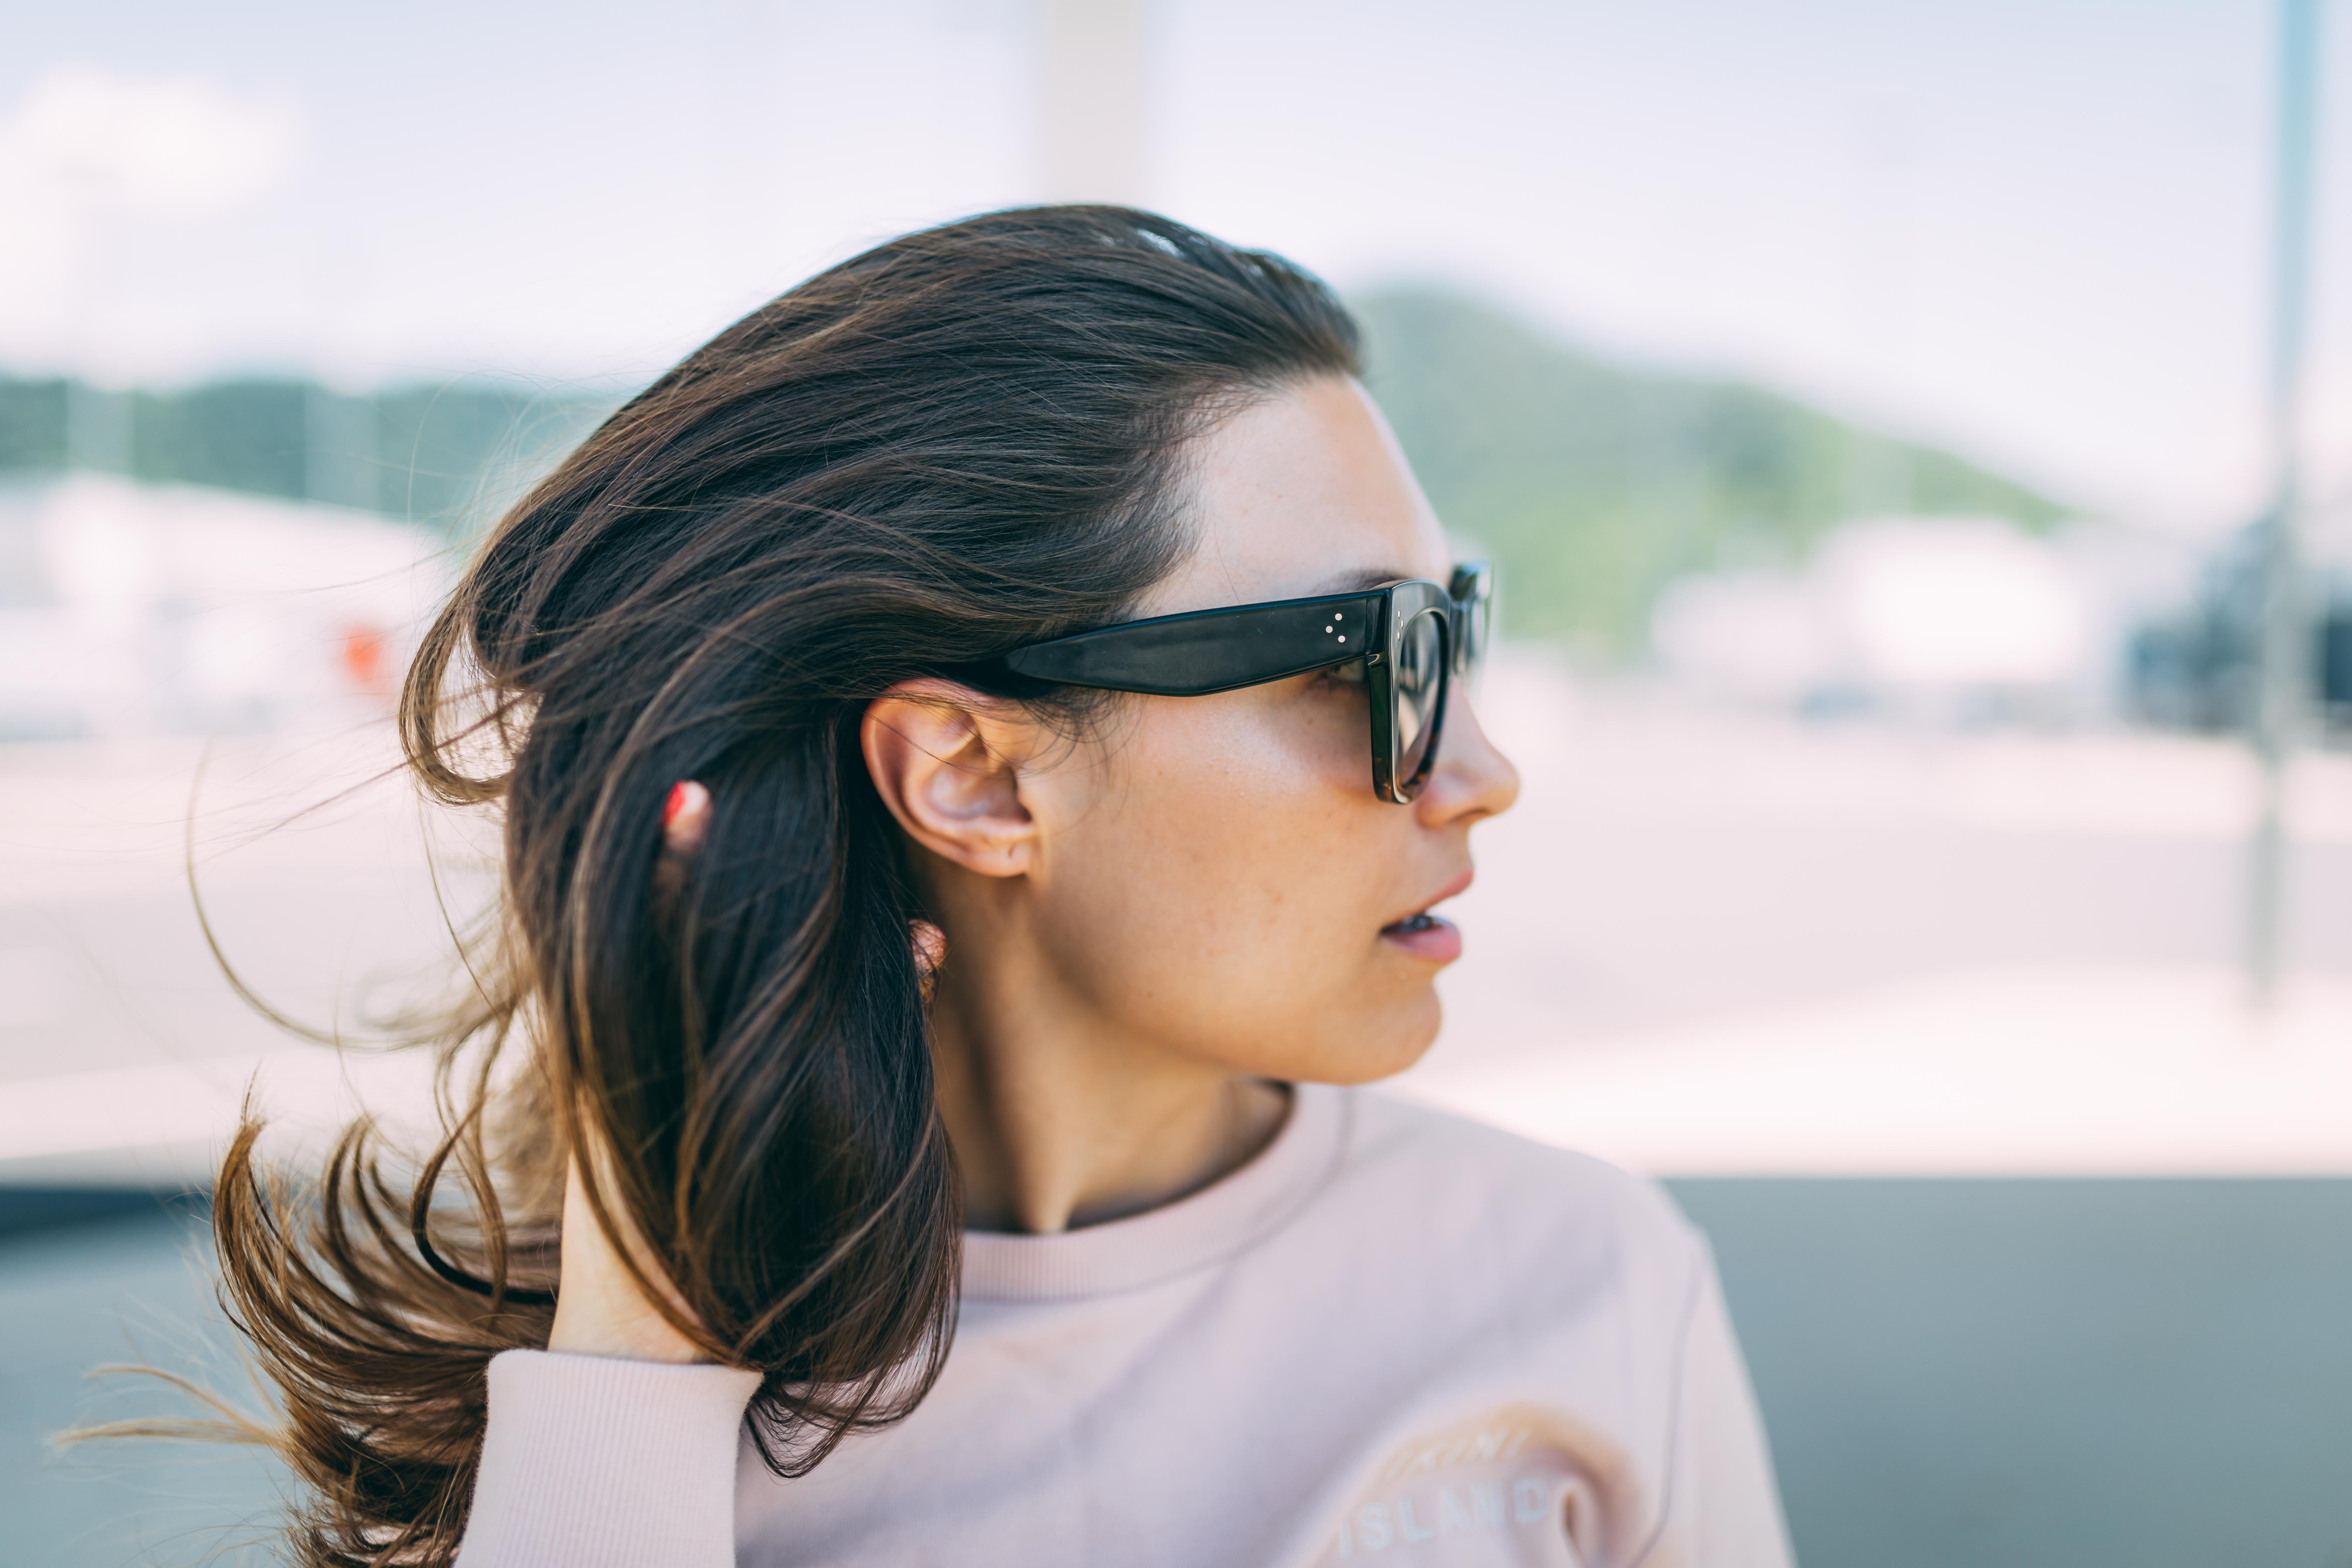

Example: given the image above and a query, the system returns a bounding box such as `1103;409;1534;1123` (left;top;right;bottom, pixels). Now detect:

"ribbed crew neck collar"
959;1082;1352;1303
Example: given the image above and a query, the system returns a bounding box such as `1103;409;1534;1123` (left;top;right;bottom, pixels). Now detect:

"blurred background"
4;1;2352;1563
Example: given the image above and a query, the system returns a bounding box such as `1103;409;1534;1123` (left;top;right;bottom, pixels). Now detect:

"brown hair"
194;206;1358;1565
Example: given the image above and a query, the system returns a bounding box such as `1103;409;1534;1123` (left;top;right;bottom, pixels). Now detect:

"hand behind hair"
546;1155;709;1364
547;779;712;1363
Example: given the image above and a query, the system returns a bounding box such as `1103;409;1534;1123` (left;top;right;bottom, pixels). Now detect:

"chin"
1292;990;1442;1086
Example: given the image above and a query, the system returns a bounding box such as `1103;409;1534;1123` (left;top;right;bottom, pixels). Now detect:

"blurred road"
0;729;486;1182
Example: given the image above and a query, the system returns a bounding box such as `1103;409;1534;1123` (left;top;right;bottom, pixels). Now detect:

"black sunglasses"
997;562;1493;804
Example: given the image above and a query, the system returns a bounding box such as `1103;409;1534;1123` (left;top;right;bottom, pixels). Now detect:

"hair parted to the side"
194;206;1359;1566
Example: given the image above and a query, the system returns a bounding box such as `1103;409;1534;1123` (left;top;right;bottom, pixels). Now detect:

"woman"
218;207;1788;1568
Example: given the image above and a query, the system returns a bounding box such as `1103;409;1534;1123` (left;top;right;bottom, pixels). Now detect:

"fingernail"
664;782;692;830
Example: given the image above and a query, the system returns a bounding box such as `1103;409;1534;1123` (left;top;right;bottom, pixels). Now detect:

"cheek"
1032;689;1440;1079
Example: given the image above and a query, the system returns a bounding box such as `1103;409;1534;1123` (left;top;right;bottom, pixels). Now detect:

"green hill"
1355;288;2066;654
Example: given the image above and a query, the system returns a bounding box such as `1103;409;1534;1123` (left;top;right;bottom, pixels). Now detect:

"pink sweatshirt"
457;1087;1792;1567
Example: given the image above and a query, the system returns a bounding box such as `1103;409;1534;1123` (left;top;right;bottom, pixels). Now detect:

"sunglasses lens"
1394;608;1448;784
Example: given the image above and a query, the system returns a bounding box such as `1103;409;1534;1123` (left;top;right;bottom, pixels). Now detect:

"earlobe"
861;681;1039;878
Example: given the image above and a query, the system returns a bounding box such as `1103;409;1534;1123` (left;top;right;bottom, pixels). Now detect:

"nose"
1415;684;1520;828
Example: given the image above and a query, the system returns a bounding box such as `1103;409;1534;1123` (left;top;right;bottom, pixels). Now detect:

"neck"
923;909;1288;1236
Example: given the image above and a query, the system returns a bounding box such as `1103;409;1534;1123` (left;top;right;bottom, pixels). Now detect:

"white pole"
2249;0;2324;1007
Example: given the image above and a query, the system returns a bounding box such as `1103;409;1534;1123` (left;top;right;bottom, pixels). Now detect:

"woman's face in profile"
1011;376;1521;1085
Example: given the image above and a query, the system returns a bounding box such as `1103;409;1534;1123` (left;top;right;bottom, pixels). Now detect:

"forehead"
1136;375;1452;617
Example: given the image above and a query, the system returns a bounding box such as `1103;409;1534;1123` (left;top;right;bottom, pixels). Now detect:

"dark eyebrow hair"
1307;567;1414;596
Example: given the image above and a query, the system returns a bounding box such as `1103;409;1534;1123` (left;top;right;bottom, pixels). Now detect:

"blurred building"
1651;515;2201;724
0;474;450;740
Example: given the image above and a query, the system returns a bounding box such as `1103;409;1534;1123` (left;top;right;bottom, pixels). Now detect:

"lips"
1378;870;1472;963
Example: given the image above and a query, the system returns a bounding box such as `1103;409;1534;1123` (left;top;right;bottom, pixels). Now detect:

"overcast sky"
4;0;2348;533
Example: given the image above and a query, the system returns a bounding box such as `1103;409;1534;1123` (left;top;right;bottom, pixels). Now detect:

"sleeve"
454;1349;764;1568
1645;1236;1797;1568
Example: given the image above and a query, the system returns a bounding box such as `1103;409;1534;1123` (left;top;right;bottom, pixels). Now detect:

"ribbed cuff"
456;1349;762;1568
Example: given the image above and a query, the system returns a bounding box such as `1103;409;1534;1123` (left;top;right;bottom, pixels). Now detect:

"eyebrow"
1305;567;1415;596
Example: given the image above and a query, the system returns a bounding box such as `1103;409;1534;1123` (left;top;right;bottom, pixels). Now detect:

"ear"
861;680;1041;879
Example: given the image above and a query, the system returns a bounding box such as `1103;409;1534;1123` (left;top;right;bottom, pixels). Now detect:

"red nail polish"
663;782;691;830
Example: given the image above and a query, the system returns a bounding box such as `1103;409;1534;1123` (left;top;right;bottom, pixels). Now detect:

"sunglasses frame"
997;562;1493;804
